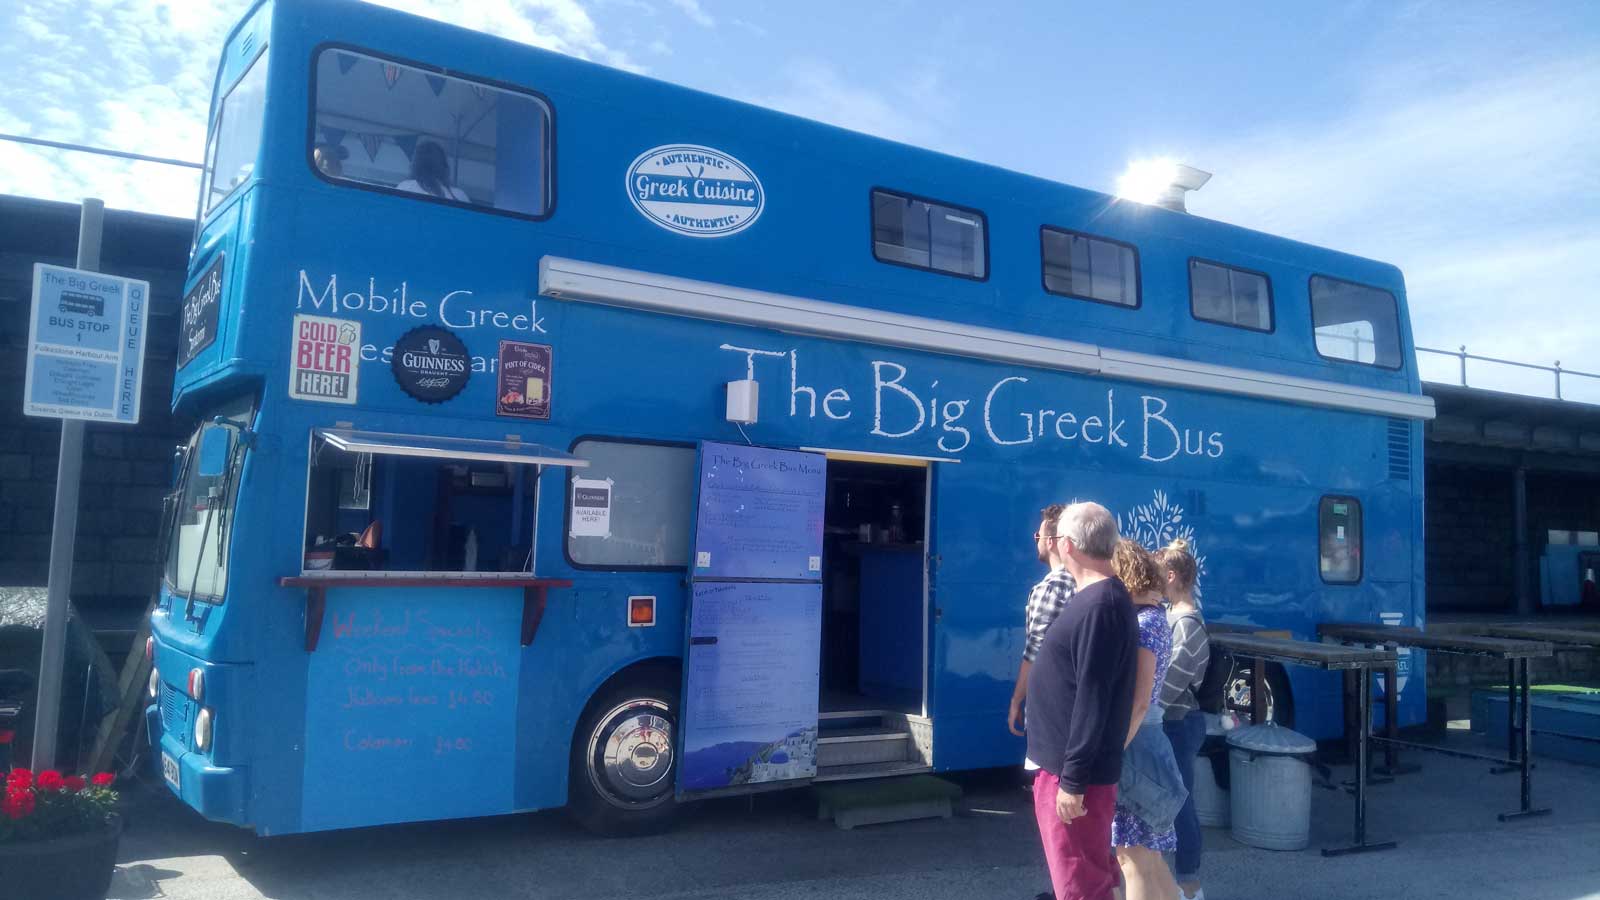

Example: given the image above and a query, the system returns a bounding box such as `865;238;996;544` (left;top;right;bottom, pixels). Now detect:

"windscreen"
164;395;257;602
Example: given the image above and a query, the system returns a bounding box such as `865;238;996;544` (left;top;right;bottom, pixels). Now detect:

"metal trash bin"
1227;723;1316;850
1193;734;1230;828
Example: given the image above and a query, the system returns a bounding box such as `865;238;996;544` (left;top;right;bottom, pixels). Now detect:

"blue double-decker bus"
148;0;1434;836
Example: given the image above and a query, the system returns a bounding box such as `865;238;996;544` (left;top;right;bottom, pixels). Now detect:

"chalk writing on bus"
719;343;1227;461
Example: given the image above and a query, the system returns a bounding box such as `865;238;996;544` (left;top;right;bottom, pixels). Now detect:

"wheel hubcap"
589;700;673;809
1228;674;1275;723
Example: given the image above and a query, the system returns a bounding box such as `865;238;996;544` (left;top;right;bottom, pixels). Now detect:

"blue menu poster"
691;442;826;581
678;443;827;798
679;581;822;793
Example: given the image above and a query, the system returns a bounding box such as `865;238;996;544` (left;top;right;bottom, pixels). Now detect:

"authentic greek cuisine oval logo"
626;144;765;237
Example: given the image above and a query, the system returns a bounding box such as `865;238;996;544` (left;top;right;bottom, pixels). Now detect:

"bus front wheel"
568;678;680;836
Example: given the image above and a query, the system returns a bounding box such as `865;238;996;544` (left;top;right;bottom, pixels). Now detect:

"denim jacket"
1116;713;1189;831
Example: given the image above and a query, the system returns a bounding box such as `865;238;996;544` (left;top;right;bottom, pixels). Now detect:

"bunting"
359;133;383;162
383;63;403;89
319;126;347;150
425;74;447;97
470;83;490;102
394;135;419;161
336;53;359;75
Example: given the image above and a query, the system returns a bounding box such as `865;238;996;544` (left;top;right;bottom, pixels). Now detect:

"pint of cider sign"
496;340;551;420
290;313;360;404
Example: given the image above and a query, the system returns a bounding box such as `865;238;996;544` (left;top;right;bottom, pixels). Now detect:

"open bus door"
676;442;827;800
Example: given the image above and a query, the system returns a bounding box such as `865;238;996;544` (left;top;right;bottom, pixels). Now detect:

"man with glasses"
1028;502;1138;900
1010;503;1074;741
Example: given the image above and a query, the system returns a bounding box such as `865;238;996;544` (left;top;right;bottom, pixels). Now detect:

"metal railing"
1417;346;1600;401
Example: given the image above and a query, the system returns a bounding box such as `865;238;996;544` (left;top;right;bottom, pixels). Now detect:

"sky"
1;0;1596;401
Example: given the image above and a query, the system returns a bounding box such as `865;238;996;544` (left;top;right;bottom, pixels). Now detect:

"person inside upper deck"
396;140;470;202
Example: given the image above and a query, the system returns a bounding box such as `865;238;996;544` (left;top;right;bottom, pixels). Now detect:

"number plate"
162;751;181;791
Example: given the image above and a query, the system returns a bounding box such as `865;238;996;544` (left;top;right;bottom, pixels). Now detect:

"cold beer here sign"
24;263;150;424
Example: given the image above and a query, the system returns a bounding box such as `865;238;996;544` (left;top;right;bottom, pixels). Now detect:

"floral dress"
1112;603;1177;851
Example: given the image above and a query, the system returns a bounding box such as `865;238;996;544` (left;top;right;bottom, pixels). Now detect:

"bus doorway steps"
816;709;932;779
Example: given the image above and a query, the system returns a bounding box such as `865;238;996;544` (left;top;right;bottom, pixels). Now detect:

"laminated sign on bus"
626;144;764;237
290;313;360;404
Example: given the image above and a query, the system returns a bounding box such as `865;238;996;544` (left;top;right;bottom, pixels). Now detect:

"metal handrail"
1417;345;1600;401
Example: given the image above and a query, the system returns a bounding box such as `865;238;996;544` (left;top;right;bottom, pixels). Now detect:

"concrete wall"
1426;460;1600;613
0;196;192;611
1425;462;1517;611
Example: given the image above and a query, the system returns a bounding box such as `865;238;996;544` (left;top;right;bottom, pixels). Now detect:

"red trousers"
1033;770;1119;900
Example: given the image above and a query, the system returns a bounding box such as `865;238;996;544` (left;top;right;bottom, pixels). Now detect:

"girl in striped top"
1158;539;1209;900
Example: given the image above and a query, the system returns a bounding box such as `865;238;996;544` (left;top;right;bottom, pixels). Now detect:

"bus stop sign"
24;263;150;424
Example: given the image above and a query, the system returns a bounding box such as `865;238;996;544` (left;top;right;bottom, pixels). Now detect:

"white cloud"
667;0;715;28
1186;52;1600;396
0;0;638;217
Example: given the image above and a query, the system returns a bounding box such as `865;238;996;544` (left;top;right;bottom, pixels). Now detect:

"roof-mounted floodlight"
1116;158;1212;212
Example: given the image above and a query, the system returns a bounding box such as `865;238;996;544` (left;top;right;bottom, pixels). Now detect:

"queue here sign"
24;263;150;424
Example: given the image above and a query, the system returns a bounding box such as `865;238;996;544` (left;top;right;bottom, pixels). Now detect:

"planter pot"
0;816;121;900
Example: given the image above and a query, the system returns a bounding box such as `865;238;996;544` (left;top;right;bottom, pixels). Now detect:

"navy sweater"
1025;577;1138;792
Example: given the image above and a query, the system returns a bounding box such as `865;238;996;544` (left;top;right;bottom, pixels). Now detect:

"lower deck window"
302;430;580;573
566;439;695;568
1319;496;1363;583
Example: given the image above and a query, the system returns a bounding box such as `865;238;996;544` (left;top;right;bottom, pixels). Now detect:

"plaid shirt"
1022;568;1077;663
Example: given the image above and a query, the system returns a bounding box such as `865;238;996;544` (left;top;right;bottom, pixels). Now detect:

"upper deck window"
203;51;270;214
310;48;552;219
871;190;987;279
1190;259;1273;332
1041;227;1140;308
1310;276;1403;369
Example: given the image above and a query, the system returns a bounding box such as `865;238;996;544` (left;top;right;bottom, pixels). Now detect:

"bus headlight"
148;667;160;700
195;708;214;752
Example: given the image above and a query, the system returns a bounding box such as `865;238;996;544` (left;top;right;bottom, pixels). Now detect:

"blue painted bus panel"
300;587;522;831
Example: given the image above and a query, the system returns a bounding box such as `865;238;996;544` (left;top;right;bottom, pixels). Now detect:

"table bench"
1210;632;1398;856
1317;623;1554;822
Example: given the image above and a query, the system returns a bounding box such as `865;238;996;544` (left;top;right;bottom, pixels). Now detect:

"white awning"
316;429;589;468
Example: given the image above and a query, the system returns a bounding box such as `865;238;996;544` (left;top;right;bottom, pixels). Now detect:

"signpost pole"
31;198;103;770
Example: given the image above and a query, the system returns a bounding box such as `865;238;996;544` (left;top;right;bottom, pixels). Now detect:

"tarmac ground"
104;729;1600;900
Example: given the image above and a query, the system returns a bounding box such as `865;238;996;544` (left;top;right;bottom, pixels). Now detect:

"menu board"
301;588;521;830
691;442;826;581
679;581;822;794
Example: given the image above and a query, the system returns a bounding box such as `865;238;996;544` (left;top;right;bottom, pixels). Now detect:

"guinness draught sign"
391;325;470;403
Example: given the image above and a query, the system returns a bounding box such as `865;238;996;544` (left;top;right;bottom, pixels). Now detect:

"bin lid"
1226;723;1316;756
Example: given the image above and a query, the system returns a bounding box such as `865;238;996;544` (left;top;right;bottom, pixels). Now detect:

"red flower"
64;775;87;792
37;770;65;791
4;768;31;791
91;772;116;787
2;788;34;820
